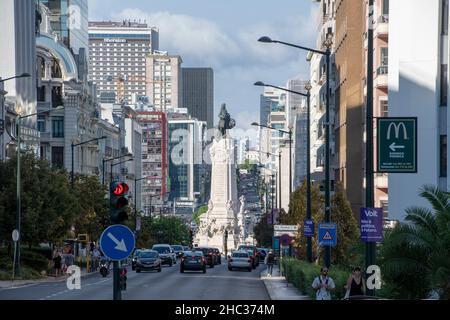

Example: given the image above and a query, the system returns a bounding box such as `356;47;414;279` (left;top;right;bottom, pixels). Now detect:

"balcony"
39;132;51;140
375;15;389;38
374;66;388;88
37;101;51;110
375;173;388;189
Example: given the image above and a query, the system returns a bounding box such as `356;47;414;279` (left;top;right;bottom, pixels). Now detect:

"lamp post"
110;158;133;182
365;0;376;296
134;176;148;230
15;106;64;277
71;136;106;188
266;151;282;210
0;73;31;83
259;36;332;268
102;153;132;185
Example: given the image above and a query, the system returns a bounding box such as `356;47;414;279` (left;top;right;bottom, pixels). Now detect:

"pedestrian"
265;250;276;277
53;251;62;277
93;247;100;271
312;267;336;300
344;266;365;298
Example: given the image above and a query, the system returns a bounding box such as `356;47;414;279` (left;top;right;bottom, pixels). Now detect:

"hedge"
281;258;349;300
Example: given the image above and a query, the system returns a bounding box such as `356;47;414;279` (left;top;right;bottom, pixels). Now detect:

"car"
211;248;222;264
180;250;207;273
237;245;259;268
183;246;190;251
171;244;185;259
196;247;216;268
228;251;252;272
131;249;144;270
151;244;177;266
135;250;162;273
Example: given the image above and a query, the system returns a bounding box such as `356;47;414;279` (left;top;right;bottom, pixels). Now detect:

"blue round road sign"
100;224;135;261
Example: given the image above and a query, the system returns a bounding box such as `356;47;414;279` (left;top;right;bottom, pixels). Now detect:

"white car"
228;250;252;272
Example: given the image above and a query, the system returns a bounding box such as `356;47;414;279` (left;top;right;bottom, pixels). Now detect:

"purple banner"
360;208;383;242
304;220;314;237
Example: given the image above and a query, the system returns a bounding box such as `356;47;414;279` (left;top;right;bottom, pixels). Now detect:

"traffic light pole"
113;261;121;300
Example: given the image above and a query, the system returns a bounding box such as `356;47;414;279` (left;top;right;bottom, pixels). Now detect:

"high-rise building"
388;0;447;221
0;0;39;151
146;51;182;111
334;0;365;214
182;68;214;128
167;109;208;218
88;21;159;104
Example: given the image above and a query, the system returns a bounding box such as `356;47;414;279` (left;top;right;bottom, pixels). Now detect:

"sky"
89;0;319;141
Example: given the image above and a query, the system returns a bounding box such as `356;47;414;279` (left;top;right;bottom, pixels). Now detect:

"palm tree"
380;185;450;299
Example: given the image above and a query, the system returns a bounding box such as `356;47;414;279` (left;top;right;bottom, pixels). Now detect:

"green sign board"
377;117;417;173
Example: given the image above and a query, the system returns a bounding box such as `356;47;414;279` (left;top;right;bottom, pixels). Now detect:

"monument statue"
194;104;239;252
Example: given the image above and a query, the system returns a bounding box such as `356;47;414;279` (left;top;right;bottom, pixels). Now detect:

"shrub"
20;250;49;272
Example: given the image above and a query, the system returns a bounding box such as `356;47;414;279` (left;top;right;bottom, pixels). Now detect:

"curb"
260;266;311;300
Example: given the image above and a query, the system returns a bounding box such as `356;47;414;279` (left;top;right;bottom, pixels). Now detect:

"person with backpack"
312;267;336;300
264;250;276;277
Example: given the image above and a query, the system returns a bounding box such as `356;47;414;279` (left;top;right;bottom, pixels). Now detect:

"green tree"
136;216;190;248
253;212;273;247
192;205;208;226
331;182;359;266
380;185;450;299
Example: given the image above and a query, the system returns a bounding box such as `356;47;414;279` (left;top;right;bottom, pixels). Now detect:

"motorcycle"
99;259;110;277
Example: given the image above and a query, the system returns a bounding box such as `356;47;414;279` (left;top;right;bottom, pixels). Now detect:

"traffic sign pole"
113;261;121;300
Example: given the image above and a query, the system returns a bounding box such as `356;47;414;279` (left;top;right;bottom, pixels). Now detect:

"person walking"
312;267;336;300
93;247;100;271
344;266;365;298
53;251;62;277
265;250;276;277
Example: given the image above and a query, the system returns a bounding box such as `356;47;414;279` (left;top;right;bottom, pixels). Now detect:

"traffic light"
119;268;127;291
110;181;129;224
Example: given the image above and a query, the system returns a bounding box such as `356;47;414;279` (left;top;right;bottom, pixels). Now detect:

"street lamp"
259;35;333;268
110;158;134;182
251;122;293;199
134;176;149;230
71;136;107;187
15;106;64;277
102;153;132;185
0;73;31;83
266;151;282;210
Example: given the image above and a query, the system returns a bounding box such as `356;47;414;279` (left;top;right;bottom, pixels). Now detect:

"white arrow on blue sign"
100;224;135;261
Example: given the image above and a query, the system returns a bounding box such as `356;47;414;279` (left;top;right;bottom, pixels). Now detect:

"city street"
0;261;269;300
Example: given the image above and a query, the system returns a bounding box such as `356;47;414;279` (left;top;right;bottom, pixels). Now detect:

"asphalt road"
0;259;269;300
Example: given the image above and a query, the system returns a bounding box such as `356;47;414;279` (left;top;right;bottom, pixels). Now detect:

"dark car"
238;245;259;268
211;248;222;264
152;244;176;266
171;245;184;259
196;247;216;268
183;246;190;251
135;250;162;273
180;251;206;273
131;249;144;270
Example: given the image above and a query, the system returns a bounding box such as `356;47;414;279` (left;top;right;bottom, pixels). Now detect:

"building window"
380;100;388;117
381;47;388;66
37;115;46;132
382;0;389;15
443;0;449;35
441;64;448;106
52;116;64;138
380;200;389;218
37;86;46;102
441;135;447;177
51;86;63;107
51;146;64;168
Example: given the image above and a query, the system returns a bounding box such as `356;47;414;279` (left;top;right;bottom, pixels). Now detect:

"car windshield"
239;246;254;252
153;246;170;253
140;251;157;258
184;251;203;257
196;248;209;254
232;252;249;258
133;250;142;257
172;245;183;251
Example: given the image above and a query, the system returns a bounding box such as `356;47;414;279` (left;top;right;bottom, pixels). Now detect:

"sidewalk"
260;265;311;300
0;267;95;289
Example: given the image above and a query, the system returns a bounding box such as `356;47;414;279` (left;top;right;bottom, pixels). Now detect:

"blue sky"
89;0;319;134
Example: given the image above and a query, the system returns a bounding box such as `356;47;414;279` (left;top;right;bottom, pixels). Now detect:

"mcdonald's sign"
377;117;417;173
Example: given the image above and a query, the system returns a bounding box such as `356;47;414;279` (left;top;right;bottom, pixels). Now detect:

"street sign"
272;237;280;251
12;229;19;242
303;220;314;237
100;225;135;261
318;223;337;247
377;117;417;172
274;225;298;232
360;208;383;242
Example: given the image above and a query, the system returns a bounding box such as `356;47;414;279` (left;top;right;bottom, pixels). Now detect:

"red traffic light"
113;182;129;196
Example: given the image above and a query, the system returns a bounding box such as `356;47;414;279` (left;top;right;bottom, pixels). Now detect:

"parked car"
237;245;259;268
180;250;206;273
131;249;144;270
196;247;216;268
183;246;190;251
171;245;184;258
135;250;162;273
211;248;222;264
228;251;252;272
152;244;176;266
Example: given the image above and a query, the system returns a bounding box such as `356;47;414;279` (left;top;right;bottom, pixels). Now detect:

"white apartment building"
388;0;449;220
146;51;183;111
89;21;159;104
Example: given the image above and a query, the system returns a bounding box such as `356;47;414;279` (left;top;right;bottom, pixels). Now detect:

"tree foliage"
380;185;450;299
136;215;190;248
253;212;273;248
192;205;208;226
